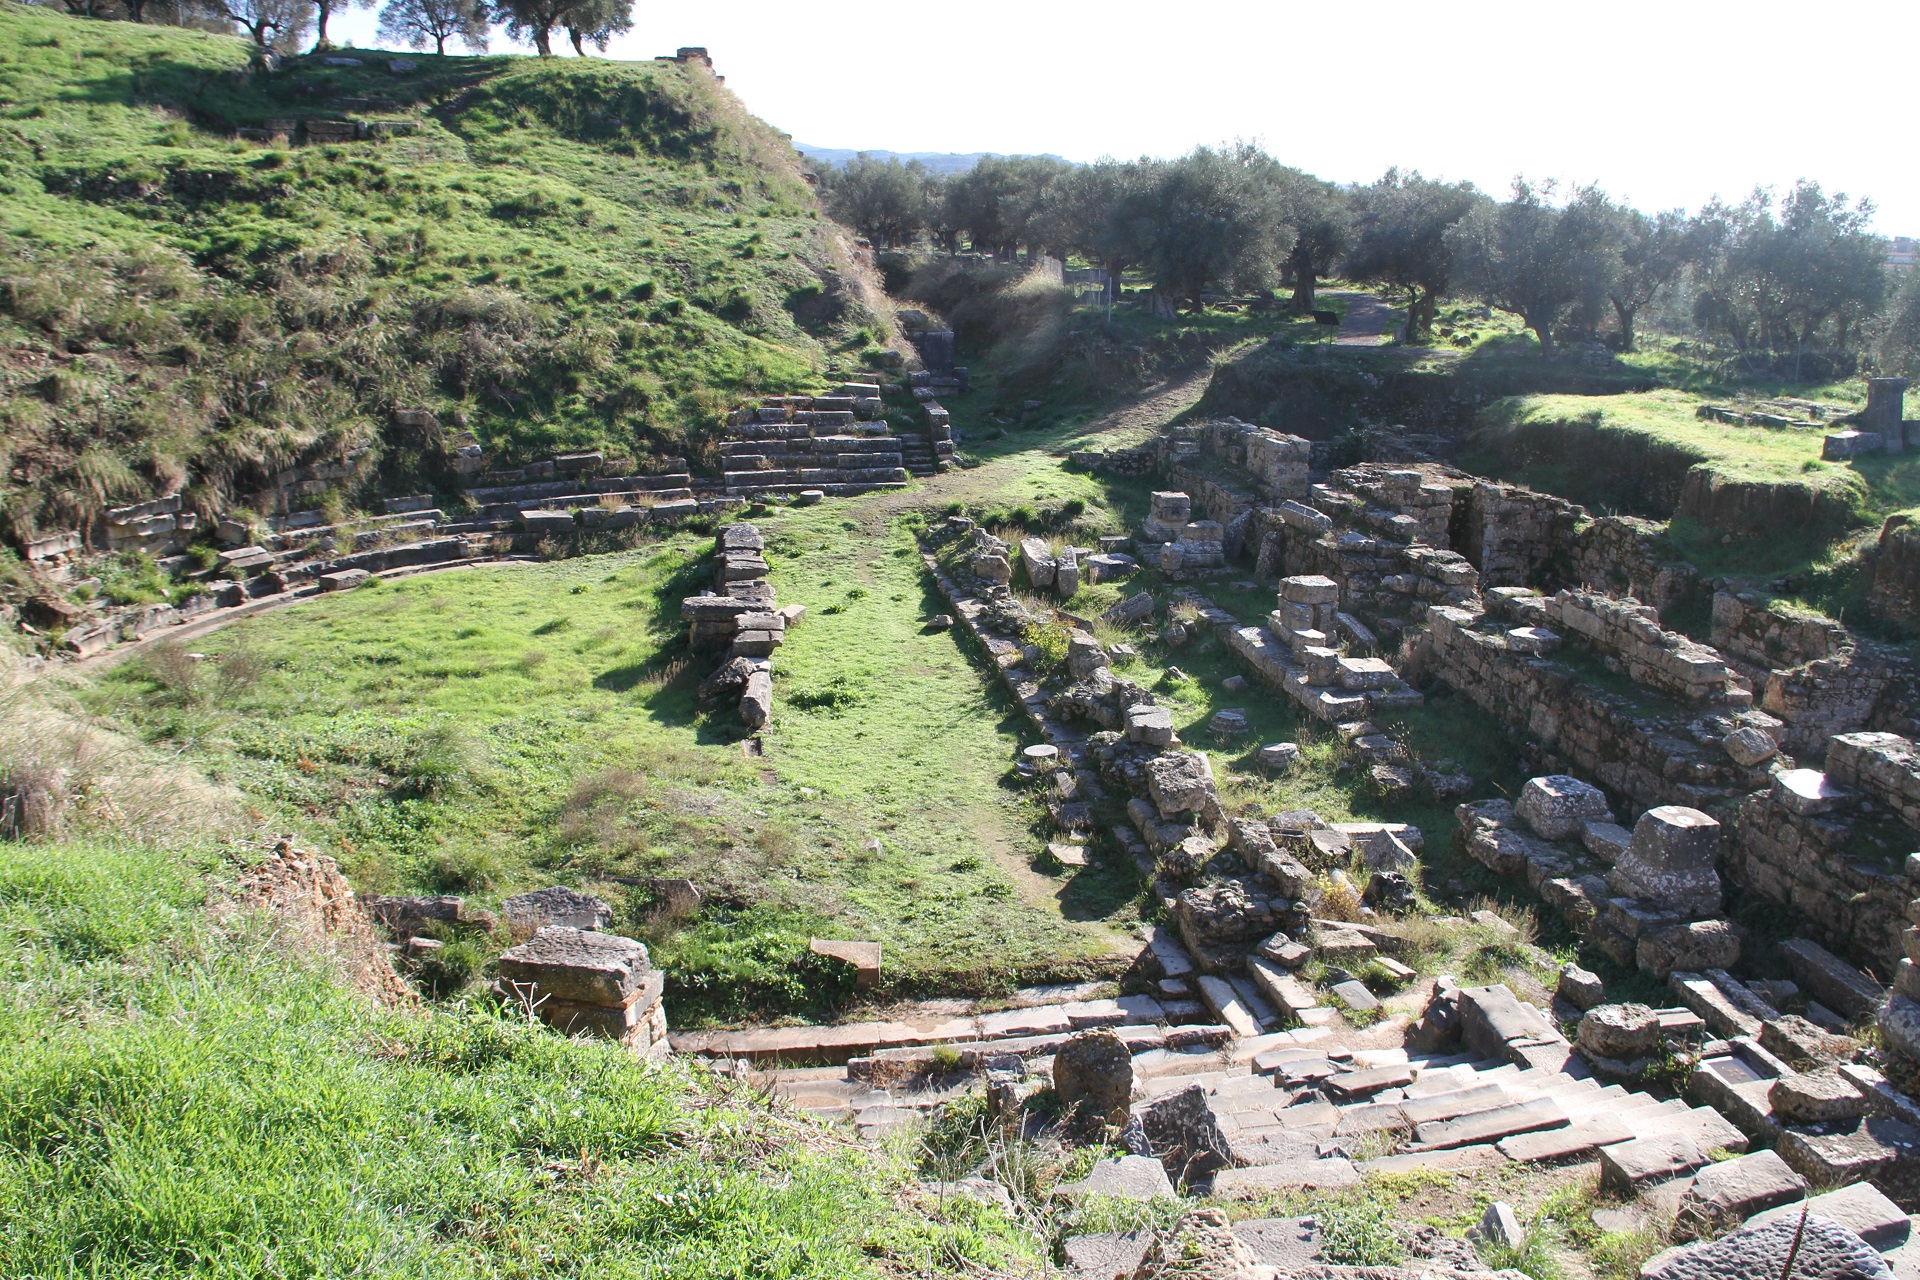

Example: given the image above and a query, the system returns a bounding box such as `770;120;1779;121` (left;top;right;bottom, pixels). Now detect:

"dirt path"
1328;289;1399;346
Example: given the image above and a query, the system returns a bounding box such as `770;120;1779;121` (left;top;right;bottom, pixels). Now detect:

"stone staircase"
714;383;915;499
896;430;940;478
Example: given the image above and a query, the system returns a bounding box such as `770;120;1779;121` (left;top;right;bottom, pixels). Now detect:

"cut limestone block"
1782;938;1886;1021
496;927;650;1005
809;939;882;988
1599;1133;1708;1194
1608;806;1723;916
1516;774;1613;840
1678;1149;1809;1231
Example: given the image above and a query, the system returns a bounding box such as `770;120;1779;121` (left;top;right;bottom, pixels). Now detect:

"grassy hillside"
0;837;1034;1278
0;5;887;546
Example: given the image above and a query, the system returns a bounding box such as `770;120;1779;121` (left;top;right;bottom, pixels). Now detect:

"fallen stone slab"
1054;1155;1176;1201
1640;1213;1890;1280
1233;1217;1324;1270
1679;1149;1810;1232
1600;1133;1709;1194
1209;1158;1359;1196
1062;1230;1152;1280
1195;974;1262;1039
1323;1063;1416;1101
502;886;613;932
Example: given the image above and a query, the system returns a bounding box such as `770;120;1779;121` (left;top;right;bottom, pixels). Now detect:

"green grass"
0;837;1036;1278
0;3;881;538
1474;388;1867;494
86;512;1132;1022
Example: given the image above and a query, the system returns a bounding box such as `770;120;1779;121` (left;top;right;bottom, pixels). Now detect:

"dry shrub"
557;767;648;848
0;653;237;842
1316;874;1363;922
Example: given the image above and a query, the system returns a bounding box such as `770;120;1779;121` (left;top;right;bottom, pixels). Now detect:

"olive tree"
1343;170;1482;343
1447;180;1616;359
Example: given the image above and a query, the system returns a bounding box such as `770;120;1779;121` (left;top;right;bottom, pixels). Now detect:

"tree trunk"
1288;248;1315;315
312;0;330;51
1404;288;1437;342
533;26;553;55
1531;317;1557;360
435;32;447;54
1610;296;1636;352
569;28;586;55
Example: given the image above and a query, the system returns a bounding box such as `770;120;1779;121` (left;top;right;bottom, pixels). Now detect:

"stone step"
1413;1096;1568;1150
1496;1115;1637;1163
1396;1083;1514;1127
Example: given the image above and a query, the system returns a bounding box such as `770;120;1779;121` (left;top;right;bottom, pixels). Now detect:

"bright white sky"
332;0;1917;233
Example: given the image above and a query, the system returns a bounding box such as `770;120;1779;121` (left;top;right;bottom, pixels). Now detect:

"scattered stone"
495;927;649;1006
1257;742;1302;774
808;938;881;988
927;613;954;630
1557;963;1607;1011
1209;709;1249;739
1061;1231;1152;1279
1222;674;1247;692
1469;1201;1525;1253
1579;1003;1660;1059
1053;1028;1135;1126
501;886;613;932
1054;1155;1175;1201
1330;980;1380;1014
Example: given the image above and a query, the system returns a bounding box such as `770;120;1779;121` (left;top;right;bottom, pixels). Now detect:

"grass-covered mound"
1466;390;1896;530
0;834;1034;1277
0;4;885;542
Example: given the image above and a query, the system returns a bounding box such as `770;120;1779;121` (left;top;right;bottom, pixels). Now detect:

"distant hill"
796;145;1072;175
0;6;887;545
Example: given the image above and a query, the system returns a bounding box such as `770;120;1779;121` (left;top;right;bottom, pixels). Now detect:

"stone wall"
1730;787;1908;970
1712;591;1920;754
1870;515;1920;626
1424;601;1778;817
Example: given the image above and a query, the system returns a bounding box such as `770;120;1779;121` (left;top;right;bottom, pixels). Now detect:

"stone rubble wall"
1424;600;1778;816
1870;515;1920;626
1711;590;1920;753
680;523;796;728
1543;588;1748;706
1730;787;1908;967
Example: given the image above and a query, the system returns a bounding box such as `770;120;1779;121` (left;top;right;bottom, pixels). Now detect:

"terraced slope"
0;5;886;545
